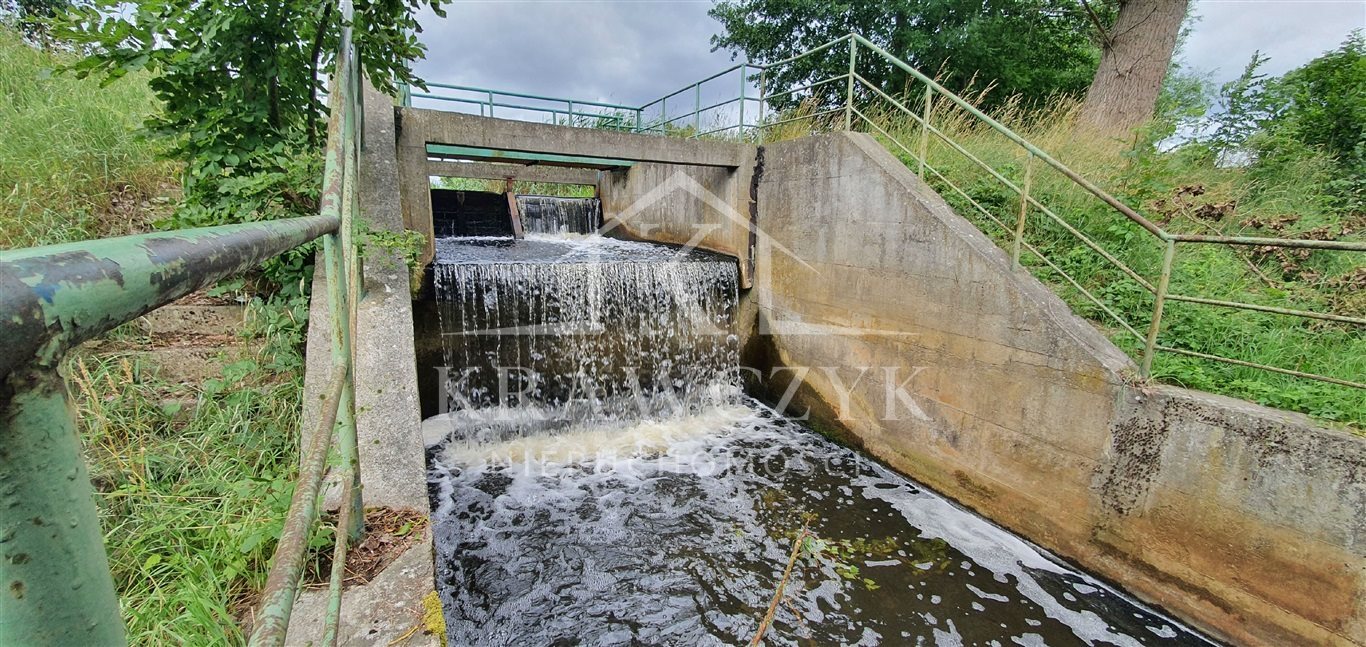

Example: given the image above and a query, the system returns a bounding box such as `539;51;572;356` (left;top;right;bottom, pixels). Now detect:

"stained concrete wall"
291;81;438;646
746;132;1365;646
599;158;756;287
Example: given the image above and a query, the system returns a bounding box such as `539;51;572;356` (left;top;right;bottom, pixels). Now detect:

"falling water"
515;195;602;235
427;234;739;434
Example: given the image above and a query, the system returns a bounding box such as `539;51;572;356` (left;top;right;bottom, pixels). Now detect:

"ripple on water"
426;398;1212;646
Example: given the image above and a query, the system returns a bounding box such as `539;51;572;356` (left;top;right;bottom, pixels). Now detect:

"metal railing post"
567;100;574;126
738;65;746;139
1142;239;1177;378
694;83;701;137
1012;152;1034;267
488;90;494;117
338;110;363;542
757;70;766;144
845;35;856;130
917;83;932;178
0;368;125;645
635;108;643;133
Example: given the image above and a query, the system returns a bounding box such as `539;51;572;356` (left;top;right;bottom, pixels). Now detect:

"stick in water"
750;521;810;646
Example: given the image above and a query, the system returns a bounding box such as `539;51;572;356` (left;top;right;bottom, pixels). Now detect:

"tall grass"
771;92;1365;429
0;28;177;249
68;297;309;644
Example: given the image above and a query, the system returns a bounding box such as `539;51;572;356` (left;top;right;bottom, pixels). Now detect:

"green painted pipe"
0;367;124;644
0;216;339;377
0;215;337;645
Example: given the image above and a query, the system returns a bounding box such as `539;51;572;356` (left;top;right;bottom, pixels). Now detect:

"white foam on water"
856;469;1167;647
433;403;752;466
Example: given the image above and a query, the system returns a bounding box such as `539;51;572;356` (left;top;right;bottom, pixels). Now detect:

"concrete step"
134;304;247;338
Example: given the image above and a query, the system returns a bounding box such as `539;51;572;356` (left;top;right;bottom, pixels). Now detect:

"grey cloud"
412;0;1365;110
1181;0;1364;84
413;0;740;107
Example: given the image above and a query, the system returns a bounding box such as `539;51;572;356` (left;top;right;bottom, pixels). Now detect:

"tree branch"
307;0;336;148
1080;0;1113;49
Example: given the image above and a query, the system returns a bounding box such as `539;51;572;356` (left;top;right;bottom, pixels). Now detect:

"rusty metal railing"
0;0;365;643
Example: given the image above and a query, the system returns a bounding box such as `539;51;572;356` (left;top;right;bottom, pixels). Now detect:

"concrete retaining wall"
745;132;1365;646
291;82;437;645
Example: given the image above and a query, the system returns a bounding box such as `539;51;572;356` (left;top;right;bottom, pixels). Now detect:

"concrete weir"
296;98;1363;646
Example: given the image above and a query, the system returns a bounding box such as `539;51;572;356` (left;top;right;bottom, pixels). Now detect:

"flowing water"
422;231;1210;646
516;195;602;235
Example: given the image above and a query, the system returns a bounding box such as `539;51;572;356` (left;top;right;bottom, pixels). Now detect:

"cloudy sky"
409;0;1365;112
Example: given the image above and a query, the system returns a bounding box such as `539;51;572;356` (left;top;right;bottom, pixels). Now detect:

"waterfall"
515;195;602;235
428;235;739;438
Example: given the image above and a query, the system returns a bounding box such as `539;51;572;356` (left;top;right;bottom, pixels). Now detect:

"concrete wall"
395;109;757;285
426;160;600;185
291;82;437;645
599;158;756;287
747;132;1365;646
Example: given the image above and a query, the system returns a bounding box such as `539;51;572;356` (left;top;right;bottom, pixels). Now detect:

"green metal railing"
407;82;642;130
409;33;1365;390
0;0;366;644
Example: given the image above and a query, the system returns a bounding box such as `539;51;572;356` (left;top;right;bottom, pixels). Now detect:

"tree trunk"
1077;0;1189;135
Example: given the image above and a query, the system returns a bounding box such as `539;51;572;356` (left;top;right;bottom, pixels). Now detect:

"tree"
56;0;446;227
0;0;68;41
708;0;1107;110
1255;32;1366;210
1262;31;1366;167
1076;0;1189;134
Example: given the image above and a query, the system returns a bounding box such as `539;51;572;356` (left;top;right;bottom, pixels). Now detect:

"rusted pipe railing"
247;365;348;644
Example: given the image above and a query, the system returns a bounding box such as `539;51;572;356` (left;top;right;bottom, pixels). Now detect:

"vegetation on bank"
71;302;309;643
0;29;174;248
3;26;309;641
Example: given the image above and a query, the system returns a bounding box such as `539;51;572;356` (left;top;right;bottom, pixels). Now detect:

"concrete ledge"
426;160;599;185
288;80;436;644
283;534;439;646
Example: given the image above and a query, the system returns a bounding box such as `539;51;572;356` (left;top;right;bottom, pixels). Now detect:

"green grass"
68;297;309;644
432;175;596;198
1;28;177;249
802;94;1365;429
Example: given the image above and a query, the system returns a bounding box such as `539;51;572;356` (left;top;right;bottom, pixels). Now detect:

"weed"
0;29;177;248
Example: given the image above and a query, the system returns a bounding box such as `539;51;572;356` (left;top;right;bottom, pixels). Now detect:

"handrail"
408;30;1365;391
424;82;638;111
0;216;343;645
0;0;366;643
249;0;366;643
